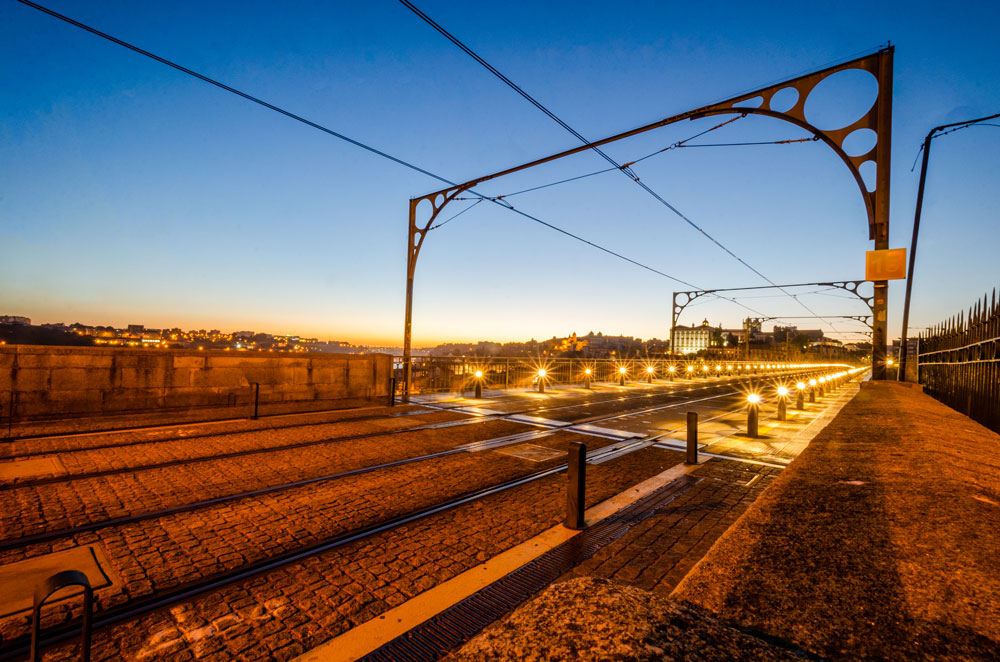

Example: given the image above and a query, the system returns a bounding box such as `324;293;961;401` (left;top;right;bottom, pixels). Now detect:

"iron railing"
917;288;1000;433
394;356;851;398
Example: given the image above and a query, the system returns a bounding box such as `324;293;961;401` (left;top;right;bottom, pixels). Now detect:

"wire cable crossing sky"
2;1;997;345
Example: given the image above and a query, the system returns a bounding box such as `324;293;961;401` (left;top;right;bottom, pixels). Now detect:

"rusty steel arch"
402;47;893;400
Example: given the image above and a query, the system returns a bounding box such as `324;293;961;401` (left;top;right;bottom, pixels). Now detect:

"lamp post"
619;366;627;387
474;370;483;399
537;369;546;394
795;382;805;410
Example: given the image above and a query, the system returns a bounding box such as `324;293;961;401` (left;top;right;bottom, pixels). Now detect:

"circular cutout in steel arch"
804;69;879;131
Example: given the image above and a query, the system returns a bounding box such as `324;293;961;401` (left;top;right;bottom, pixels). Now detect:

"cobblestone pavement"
561;458;783;594
1;428;618;644
2;374;857;661
37;446;687;662
0;404;442;460
5;397;406;440
0;418;537;540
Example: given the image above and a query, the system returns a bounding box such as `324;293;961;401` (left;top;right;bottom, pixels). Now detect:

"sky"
1;0;998;346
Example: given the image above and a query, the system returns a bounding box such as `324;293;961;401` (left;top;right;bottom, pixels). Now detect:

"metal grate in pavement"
361;473;700;662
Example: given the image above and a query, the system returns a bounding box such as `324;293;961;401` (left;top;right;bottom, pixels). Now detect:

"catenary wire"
16;0;811;331
399;0;850;335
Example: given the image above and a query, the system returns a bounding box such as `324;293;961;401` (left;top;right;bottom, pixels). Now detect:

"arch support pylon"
402;48;894;399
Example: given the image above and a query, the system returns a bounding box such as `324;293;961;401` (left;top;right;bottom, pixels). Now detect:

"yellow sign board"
866;248;907;281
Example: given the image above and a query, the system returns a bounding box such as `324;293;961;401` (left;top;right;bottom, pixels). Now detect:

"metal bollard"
777;396;786;421
32;570;93;662
796;389;804;410
584;372;591;389
565;442;586;530
686;411;698;465
251;382;260;420
389;377;396;407
747;397;760;438
474;381;483;399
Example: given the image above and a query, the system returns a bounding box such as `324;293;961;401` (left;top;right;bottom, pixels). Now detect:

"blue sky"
2;1;997;345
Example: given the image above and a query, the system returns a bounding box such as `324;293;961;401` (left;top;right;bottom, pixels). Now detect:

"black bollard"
565;442;586;530
686;411;698;465
389;377;396;407
251;382;260;420
777;396;787;421
796;388;804;410
747;397;760;438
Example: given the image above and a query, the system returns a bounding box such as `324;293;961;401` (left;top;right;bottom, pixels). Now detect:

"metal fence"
394;356;849;398
917;287;1000;433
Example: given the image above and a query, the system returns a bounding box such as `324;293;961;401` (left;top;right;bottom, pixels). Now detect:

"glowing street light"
473;369;484;399
619;366;627;386
746;393;760;437
776;385;788;420
646;365;654;383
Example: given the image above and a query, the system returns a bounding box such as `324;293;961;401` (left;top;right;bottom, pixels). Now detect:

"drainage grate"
362;474;700;662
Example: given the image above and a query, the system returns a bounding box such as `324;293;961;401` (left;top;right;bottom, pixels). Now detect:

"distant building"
0;315;31;325
673;319;714;355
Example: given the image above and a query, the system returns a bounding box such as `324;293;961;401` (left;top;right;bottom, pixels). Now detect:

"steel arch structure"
403;48;893;400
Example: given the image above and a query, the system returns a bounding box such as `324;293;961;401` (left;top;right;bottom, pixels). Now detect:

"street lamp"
646;365;654;383
584;367;592;389
537;368;547;394
619;366;627;386
474;369;484;399
795;381;806;410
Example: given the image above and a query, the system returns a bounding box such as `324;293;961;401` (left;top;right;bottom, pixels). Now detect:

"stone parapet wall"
0;345;391;420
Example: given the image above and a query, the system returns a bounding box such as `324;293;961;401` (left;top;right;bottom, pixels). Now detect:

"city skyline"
2;1;998;346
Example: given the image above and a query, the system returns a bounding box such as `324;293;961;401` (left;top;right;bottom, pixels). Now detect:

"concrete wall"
0;345;392;420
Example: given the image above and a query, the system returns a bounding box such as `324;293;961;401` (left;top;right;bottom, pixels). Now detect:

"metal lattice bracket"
404;48;894;396
690;50;893;243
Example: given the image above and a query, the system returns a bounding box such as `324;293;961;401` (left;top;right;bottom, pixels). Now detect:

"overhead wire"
13;0;699;292
909;113;1000;171
18;0;833;332
399;0;851;335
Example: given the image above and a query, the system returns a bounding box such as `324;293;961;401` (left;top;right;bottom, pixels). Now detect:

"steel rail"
2;372;822;551
0;439;666;661
0;407;430;461
4;370;817;484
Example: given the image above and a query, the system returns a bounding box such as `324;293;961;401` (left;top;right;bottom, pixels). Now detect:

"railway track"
1;368;841;661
